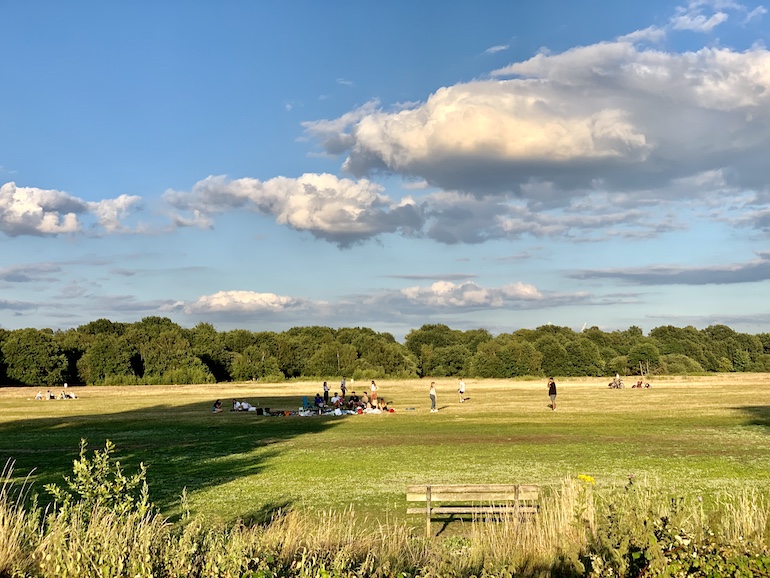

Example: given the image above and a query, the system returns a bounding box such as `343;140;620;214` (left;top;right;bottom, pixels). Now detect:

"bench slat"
406;485;539;502
407;506;539;515
407;491;538;501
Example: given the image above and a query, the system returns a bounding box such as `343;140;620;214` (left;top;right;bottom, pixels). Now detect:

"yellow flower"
577;474;595;485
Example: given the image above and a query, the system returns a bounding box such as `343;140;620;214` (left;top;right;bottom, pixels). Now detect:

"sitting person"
330;392;342;408
314;393;324;407
347;391;360;409
35;391;43;400
65;391;77;399
360;392;370;407
240;400;256;411
46;390;55;400
212;399;223;413
232;399;242;411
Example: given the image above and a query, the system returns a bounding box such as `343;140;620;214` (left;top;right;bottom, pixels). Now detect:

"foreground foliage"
1;443;769;577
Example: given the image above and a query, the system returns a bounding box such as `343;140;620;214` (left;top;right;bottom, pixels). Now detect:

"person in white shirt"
458;378;466;403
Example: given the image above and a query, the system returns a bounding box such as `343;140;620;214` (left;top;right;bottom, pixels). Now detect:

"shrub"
44;439;152;521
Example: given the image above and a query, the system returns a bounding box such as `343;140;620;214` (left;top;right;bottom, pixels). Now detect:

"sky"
2;0;770;341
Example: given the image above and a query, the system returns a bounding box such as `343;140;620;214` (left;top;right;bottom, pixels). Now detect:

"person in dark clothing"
547;377;557;411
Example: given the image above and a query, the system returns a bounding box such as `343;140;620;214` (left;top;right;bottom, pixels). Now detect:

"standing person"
370;379;378;402
458;378;466;403
323;381;330;405
429;382;437;412
548;377;557;411
340;376;347;400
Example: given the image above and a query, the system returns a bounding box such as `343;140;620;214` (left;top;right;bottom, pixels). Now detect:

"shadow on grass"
0;394;345;517
735;405;770;429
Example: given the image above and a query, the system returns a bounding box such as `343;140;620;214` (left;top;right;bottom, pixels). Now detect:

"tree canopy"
0;319;767;386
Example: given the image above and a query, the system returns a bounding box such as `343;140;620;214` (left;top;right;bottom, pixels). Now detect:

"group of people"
230;399;258;411
35;389;77;400
316;378;387;412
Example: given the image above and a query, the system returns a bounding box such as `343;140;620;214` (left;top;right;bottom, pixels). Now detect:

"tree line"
1;317;768;386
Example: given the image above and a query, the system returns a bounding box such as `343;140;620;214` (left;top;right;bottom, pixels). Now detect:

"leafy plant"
44;438;152;520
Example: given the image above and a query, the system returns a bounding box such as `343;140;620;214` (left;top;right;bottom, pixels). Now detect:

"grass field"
1;374;769;530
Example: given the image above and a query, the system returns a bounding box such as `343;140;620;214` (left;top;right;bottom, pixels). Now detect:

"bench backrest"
406;484;539;503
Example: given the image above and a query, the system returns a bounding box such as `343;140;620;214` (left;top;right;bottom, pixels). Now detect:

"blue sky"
2;0;770;341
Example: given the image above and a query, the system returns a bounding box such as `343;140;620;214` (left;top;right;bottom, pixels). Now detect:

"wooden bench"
406;484;540;537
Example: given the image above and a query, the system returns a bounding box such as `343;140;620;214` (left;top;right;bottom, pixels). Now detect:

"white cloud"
164;173;424;247
485;44;509;54
0;182;141;237
400;280;542;307
0;182;84;236
303;39;770;204
181;290;305;314
87;195;142;233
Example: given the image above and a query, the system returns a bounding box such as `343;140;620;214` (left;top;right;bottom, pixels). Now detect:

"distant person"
314;393;324;408
370;380;379;402
323;381;330;405
35;391;43;400
361;391;370;407
340;376;347;400
212;399;223;413
347;391;359;409
458;378;466;403
429;382;437;412
548;377;557;411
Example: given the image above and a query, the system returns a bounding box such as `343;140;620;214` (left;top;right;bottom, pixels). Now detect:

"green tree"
628;342;661;374
659;354;704;374
1;328;67;386
306;340;358;377
405;324;461;375
535;335;570;377
470;335;542;377
54;328;90;384
77;333;137;384
223;329;258;354
564;337;604;376
606;355;630;376
426;344;470;377
231;345;282;381
187;322;230;381
77;318;127;336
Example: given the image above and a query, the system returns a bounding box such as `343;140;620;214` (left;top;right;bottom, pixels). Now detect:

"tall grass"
2;469;769;577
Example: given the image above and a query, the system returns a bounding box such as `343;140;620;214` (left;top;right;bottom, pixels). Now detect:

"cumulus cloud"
399;280;542;307
570;252;770;285
303;33;770;205
0;182;141;237
164;173;424;247
179;290;310;314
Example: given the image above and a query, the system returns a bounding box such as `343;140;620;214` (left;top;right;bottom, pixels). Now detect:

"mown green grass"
1;375;769;528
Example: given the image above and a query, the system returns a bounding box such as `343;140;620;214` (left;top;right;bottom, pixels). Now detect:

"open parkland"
1;374;769;528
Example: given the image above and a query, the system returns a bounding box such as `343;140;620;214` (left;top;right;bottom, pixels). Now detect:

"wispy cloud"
569;252;770;285
485;44;509;54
